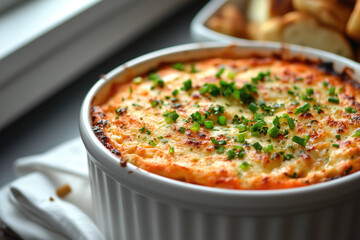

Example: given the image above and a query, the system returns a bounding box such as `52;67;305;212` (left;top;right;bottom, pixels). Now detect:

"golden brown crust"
292;0;352;32
252;11;354;59
92;57;360;190
206;3;247;38
346;0;360;42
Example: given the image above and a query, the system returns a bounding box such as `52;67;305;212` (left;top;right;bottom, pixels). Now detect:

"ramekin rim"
80;41;360;200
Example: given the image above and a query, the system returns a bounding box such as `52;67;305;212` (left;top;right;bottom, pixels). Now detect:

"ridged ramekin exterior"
80;42;360;240
88;154;360;240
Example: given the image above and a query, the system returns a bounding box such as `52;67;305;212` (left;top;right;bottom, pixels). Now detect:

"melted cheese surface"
92;57;360;189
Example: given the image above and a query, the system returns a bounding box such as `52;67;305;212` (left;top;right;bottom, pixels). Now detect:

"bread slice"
207;3;247;37
252;11;354;59
292;0;352;32
246;0;293;24
346;0;360;42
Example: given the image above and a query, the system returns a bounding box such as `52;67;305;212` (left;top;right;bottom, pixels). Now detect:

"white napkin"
0;138;105;240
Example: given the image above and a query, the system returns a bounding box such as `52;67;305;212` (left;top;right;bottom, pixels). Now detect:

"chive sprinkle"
180;127;186;133
216;146;225;154
182;79;192;91
169;146;175;154
292;135;308;147
345;106;357;113
282;113;295;129
226;150;236;160
248;102;259;113
328;97;339;104
352;129;360;137
239;161;250;170
227;71;235;80
273;116;280;129
269;127;280;138
294;102;311;114
173;63;185;71
218;116;226;125
335;134;341;140
332;143;340;148
190;122;200;131
253;142;262;151
215;67;225;78
172;89;179;96
204;120;214;129
237;133;245;143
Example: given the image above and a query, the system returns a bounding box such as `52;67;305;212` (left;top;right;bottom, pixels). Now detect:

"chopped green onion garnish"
173;63;185;71
180;127;186;133
313;105;323;114
172;89;179;96
238;148;246;158
292;135;308;147
352;129;360;137
169;146;175;154
218;115;226;125
227;71;235;80
273;116;280;129
139;126;146;133
204;120;214;129
210;137;227;145
288;90;295;95
226;150;236;160
332;144;340;148
345;106;357;113
163;110;179;123
328;97;339;104
190;63;199;73
248;102;259;113
269;127;280;138
335;134;341;140
328;86;335;96
216;146;225;154
190;122;200;131
284;154;294;160
236;124;247;132
253;142;262;151
239;161;250;170
132;103;143;108
215;67;225;78
151;100;158;107
294;102;311;114
282;113;295;130
306;88;314;95
182;79;192;91
149;140;156;147
287;117;295;129
237;133;245;143
322;81;329;87
263;144;273;153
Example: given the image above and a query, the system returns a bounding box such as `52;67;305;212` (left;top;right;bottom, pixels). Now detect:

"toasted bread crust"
346;0;360;42
292;0;352;32
252;12;354;59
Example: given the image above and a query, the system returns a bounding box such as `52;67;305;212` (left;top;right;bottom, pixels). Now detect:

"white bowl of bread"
191;0;360;60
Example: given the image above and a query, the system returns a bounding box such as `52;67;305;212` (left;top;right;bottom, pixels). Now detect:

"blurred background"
0;0;207;187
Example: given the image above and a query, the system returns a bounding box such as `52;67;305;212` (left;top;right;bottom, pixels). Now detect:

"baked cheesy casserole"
91;57;360;190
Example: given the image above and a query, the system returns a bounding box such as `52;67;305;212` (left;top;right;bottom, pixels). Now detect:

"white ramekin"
80;42;360;240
